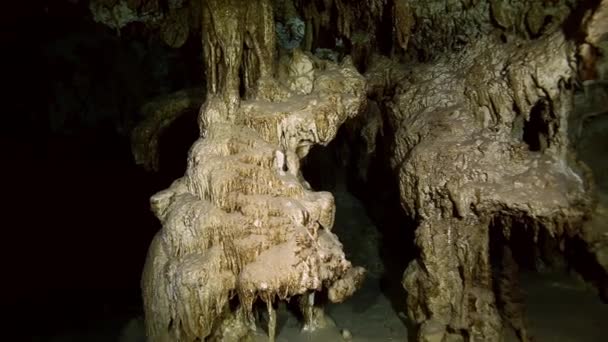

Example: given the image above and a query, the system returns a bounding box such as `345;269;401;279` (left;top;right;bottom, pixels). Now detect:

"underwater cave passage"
286;121;418;340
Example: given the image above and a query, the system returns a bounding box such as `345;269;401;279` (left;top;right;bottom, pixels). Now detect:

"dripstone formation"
140;1;366;341
90;0;608;341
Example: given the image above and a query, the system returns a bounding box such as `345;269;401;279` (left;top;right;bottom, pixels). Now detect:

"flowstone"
131;88;204;172
140;1;367;341
88;1;608;341
367;28;595;342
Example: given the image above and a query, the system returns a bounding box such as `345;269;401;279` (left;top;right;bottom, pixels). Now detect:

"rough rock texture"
90;0;608;341
290;0;574;72
367;28;594;341
140;1;367;341
400;0;575;61
496;245;530;342
574;0;608;131
571;0;608;302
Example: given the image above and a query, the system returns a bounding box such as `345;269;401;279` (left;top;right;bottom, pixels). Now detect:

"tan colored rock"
579;0;608;81
88;2;608;342
286;49;315;94
89;0;196;38
583;0;608;47
141;2;367;341
418;320;446;342
375;30;593;341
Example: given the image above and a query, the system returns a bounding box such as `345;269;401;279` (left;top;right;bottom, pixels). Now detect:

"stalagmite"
498;245;530;342
139;1;366;341
299;291;334;332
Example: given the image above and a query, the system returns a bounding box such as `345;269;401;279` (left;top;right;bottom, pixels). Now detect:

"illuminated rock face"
140;1;366;341
90;1;608;341
365;26;597;342
356;1;607;340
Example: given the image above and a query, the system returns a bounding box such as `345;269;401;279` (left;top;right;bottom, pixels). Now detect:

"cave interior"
4;0;608;341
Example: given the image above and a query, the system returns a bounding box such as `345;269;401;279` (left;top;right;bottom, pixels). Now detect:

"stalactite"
86;1;608;342
141;2;367;341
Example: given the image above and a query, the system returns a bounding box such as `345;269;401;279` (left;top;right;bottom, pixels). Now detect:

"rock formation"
90;0;608;341
363;1;606;341
139;1;366;341
573;0;608;303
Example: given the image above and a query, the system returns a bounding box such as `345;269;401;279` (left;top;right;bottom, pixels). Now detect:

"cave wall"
361;1;607;341
377;31;593;341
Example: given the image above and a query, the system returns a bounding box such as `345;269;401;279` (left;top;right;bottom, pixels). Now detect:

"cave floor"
249;271;608;342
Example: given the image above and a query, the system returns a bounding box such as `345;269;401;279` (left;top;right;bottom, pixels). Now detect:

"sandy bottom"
45;185;608;342
74;268;603;342
250;276;409;342
249;271;608;342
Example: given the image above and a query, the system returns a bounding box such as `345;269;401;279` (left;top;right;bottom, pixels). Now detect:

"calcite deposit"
364;4;603;341
140;1;366;341
90;0;608;341
89;0;201;46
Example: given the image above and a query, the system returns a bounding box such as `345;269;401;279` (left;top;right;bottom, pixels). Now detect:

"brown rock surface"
140;2;367;341
87;1;608;341
369;29;594;341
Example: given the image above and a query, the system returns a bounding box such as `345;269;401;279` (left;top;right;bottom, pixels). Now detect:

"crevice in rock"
565;236;608;303
522;101;551;152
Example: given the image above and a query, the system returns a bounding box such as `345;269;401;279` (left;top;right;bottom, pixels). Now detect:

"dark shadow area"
489;216;568;276
353;126;417;319
561;0;602;42
565;237;608;303
5;127;160;340
507;220;538;271
157;108;200;183
2;2;202;340
376;0;396;57
574;100;608;304
301;113;417;334
522;101;550;152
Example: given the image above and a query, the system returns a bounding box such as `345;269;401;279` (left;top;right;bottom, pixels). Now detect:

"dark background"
2;1;201;338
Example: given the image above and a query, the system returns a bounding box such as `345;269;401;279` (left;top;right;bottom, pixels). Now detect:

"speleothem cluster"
91;0;608;341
